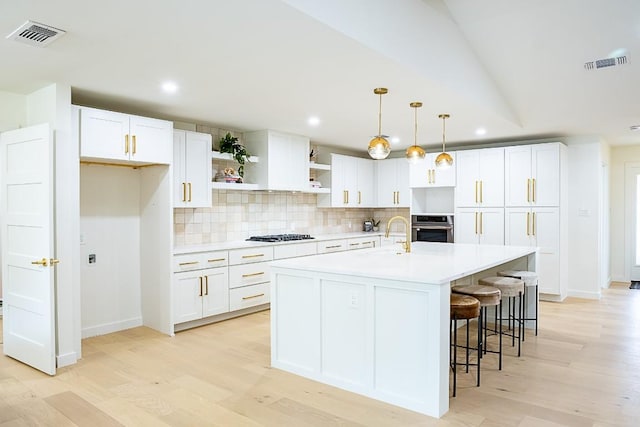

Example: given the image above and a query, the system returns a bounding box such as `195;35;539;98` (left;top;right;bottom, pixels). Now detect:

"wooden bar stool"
451;284;502;369
450;293;481;397
498;270;539;339
479;276;525;369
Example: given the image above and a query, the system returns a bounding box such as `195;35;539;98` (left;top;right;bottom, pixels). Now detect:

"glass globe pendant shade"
435;151;453;168
406;145;425;164
368;136;391;160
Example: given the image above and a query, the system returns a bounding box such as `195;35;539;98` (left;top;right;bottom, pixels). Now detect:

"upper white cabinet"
505;143;561;207
376;158;410;207
318;154;374;207
79;106;172;165
173;130;211;208
409;152;456;188
243;130;309;191
455;147;504;207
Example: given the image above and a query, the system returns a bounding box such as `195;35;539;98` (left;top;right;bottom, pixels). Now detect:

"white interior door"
625;163;640;281
0;123;56;375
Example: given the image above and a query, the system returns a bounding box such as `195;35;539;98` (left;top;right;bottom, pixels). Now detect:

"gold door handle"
205;276;209;295
125;134;129;154
532;178;536;203
132;135;137;155
50;258;60;265
188;182;192;202
242;293;265;300
199;277;203;297
474;212;478;234
475;181;478;203
242;272;265;278
182;183;186;202
31;258;48;267
532;212;536;235
480;181;483;203
526;212;530;235
527;179;531;203
343;190;347;204
358;191;361;205
479;212;483;234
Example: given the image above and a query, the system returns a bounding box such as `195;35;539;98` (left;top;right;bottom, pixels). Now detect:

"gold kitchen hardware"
325;245;342;249
475;181;479;203
242;293;265;300
350;243;360;246
50;258;60;265
207;258;226;263
31;258;48;267
132;135;137;154
368;87;391;160
385;215;411;253
527;179;531;202
532;212;536;235
358;191;362;204
435;113;453;168
242;254;264;259
479;212;483;234
532;179;536;202
204;276;209;295
242;272;265;278
527;212;531;235
182;183;187;202
125;134;129;154
179;261;199;266
198;277;203;296
187;182;192;202
479;181;483;203
406;101;426;163
475;212;478;234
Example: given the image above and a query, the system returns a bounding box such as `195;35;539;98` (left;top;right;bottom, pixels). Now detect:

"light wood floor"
1;283;639;426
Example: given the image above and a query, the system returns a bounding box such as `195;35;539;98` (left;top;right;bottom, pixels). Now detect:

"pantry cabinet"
455;147;504;207
505;143;561;207
409;152;456;188
173;130;211;208
79;106;172;165
454;207;504;245
376;158;410;207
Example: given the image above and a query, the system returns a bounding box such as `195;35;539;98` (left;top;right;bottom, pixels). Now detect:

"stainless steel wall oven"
411;215;454;243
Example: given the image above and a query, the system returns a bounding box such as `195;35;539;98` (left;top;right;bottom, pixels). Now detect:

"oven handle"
412;225;453;230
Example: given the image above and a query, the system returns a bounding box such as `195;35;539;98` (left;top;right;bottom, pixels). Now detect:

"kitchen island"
270;242;536;418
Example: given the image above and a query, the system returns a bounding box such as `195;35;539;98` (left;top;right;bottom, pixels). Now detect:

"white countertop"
270;242;536;285
173;232;402;255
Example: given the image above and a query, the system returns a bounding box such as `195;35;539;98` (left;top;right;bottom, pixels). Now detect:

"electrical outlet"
88;253;96;265
349;292;359;308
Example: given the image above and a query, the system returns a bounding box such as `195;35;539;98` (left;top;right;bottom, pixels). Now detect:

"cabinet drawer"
317;239;347;254
229;246;274;265
347;236;379;250
273;242;317;259
229;283;270;311
200;251;229;268
173;250;228;272
229;262;271;288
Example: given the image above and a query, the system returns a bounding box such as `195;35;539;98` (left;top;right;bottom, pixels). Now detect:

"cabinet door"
173;271;204;323
395;158;410;206
504;207;534;247
129;115;172;164
356;158;375;207
202;268;229;317
184;131;212;207
531;143;560;207
173;131;188;207
376;160;398;207
409;156;430;188
432;152;456;187
504;146;532;207
455;150;480;207
478;148;504;207
287;134;310;191
453;208;479;244
477;208;504;245
533;207;560;294
330;154;348;206
80;107;129;161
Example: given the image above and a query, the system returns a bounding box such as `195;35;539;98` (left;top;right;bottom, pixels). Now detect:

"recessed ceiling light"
475;128;487;136
390;136;400;144
630;125;640;131
307;116;320;126
161;81;178;94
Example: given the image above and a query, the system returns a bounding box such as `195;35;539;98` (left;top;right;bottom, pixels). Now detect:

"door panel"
532;144;560;207
504;146;531;207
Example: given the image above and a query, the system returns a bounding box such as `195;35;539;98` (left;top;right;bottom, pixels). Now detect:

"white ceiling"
1;0;639;153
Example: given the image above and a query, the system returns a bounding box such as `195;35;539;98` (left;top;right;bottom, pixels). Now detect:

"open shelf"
211;182;260;191
309;162;330;171
211;151;260;163
305;187;331;194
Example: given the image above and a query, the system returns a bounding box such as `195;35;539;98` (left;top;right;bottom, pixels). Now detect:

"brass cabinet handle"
358;191;361;204
182;182;186;202
207;258;225;263
480;181;483;203
527;179;531;203
343;190;347;204
532;212;536;235
475;181;478;203
479;212;483;234
242;254;264;259
526;212;530;235
125;134;129;154
205;276;209;295
199;277;203;296
31;258;48;267
474;212;478;234
242;271;265;278
325;244;342;249
242;293;265;300
346;190;349;204
188;182;192;202
349;243;360;246
132;135;137;155
179;261;199;266
532;178;536;203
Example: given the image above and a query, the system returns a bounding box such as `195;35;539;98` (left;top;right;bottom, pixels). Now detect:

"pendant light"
435;113;453;168
368;88;391;160
406;101;426;164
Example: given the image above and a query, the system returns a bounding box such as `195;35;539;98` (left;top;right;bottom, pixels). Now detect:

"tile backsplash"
174;190;409;246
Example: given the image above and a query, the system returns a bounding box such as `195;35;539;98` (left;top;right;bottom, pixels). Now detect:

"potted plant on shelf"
218;133;251;179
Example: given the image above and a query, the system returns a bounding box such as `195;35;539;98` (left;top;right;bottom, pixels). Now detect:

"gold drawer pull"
325;245;342;249
207;258;226;263
242;254;264;259
179;261;199;266
349;243;360;246
242;272;265;278
242;293;265;300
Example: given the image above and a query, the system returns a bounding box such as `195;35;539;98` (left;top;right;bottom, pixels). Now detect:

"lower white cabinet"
174;267;229;324
229;261;271;289
230;283;271;311
347;236;379;250
317;239;347;253
454;208;504;245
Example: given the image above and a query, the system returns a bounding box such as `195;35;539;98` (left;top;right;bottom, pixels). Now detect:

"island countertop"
271;241;537;285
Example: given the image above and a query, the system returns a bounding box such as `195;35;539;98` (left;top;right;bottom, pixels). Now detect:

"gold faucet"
385;215;411;253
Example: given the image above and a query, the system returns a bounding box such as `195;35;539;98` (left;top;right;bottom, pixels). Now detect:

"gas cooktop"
246;234;314;242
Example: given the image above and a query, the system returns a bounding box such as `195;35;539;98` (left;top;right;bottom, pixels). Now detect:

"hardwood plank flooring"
0;283;639;426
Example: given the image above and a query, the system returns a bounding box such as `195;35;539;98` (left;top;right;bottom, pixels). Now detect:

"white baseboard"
56;351;78;368
567;289;601;300
81;317;143;339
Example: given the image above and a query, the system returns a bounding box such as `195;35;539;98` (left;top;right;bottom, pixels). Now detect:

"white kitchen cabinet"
79;106;172;165
230;282;270;311
274;242;317;259
376;158;410;207
318;154;374;207
505;143;561;207
455;147;504;207
454;207;504;245
347;236;380;250
409;152;456;188
173;130;211;208
243;130;309;191
173;267;229;323
317;239;348;253
229;262;272;289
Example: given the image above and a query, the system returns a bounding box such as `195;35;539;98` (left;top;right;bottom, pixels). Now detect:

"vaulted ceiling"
1;0;638;152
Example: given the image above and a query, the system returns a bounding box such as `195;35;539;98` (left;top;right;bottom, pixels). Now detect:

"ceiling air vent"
6;20;66;47
584;55;628;71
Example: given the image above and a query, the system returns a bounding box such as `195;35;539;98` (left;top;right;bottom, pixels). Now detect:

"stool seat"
498;270;538;287
479;276;524;297
452;285;501;306
451;294;480;319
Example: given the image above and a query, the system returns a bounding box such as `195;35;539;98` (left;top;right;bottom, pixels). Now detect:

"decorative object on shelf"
406;101;426;164
371;217;381;232
214;167;242;183
435;113;453;168
218;132;251;177
309;147;318;163
368;87;391;160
